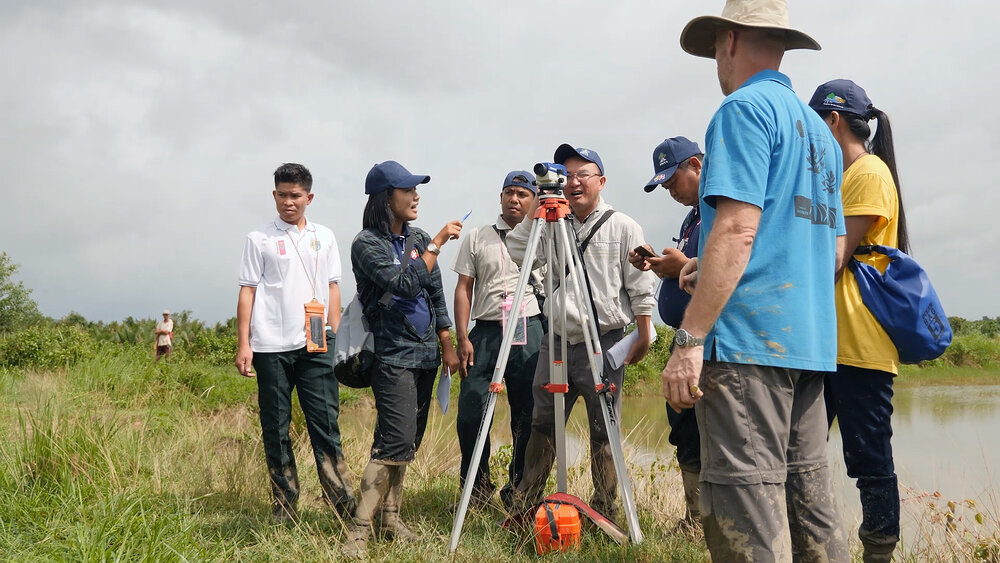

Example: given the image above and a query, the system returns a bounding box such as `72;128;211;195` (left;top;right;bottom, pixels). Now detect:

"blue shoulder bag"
848;244;952;364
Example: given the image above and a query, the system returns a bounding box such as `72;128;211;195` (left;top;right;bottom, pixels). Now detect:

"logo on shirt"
311;239;321;251
277;240;286;255
410;248;419;260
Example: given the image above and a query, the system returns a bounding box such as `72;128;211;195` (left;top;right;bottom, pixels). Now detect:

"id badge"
501;295;527;346
304;299;327;353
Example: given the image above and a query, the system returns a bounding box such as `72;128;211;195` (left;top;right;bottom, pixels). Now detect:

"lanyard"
286;228;320;300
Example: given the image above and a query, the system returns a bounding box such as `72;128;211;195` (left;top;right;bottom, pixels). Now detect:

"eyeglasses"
566;170;601;182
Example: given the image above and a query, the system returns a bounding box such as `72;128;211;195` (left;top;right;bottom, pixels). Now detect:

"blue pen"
461;210;472;223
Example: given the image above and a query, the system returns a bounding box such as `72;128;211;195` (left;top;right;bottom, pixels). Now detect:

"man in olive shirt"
452;170;544;507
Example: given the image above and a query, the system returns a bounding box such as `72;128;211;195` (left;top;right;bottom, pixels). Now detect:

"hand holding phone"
633;245;658;258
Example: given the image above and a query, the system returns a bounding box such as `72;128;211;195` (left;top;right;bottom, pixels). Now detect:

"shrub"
0;324;95;370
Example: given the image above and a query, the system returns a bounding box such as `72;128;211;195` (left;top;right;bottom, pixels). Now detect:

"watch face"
676;330;690;346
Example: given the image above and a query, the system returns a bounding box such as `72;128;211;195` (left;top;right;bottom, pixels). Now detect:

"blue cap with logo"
808;79;874;118
503;170;536;194
553;144;604;176
644;136;702;192
365;160;431;195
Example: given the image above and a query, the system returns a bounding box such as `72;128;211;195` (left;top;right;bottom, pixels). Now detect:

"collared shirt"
156;319;174;347
351;226;452;370
451;216;542;322
239;217;342;353
505;198;656;344
699;69;845;371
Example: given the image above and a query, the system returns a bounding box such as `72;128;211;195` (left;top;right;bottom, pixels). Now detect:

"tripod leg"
553;218;645;544
448;215;547;553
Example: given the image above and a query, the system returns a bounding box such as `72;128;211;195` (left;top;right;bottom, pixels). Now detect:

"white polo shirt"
239;217;342;353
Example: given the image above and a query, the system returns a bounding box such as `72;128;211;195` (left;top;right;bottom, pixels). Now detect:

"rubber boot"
376;465;417;541
862;538;897;563
342;461;391;559
673;470;702;536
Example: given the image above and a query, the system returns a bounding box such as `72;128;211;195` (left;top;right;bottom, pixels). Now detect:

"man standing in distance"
663;1;850;560
629;136;704;534
504;145;656;519
451;170;544;508
154;309;174;361
235;163;354;523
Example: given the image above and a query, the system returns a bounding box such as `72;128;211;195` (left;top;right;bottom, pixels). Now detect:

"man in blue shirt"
663;1;850;560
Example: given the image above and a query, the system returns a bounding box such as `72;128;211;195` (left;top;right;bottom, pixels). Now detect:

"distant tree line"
1;252;999;371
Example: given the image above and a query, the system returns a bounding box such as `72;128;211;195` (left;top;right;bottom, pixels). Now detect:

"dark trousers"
666;405;701;473
825;365;900;549
369;358;438;463
252;334;351;509
515;328;625;516
456;317;542;496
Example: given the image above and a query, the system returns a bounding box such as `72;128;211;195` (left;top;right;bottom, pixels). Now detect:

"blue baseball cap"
553;144;604;175
365;160;430;195
503;170;536;194
644;136;702;192
808;79;874;118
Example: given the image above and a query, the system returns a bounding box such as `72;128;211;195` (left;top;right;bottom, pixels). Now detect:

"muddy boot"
320;455;356;519
673;470;702;536
376;465;417;542
862;537;897;563
341;461;391;559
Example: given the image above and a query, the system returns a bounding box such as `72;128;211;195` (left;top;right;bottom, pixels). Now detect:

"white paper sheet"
606;319;657;370
437;368;452;414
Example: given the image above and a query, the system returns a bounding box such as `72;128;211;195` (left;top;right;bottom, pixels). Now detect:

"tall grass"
1;342;998;561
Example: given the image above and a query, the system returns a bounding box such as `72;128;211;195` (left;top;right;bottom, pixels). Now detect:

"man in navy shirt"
629;136;703;535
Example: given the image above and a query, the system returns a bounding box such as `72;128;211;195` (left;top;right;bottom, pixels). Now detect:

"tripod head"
533;162;571;221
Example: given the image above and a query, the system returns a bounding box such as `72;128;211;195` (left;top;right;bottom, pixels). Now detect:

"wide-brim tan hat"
680;0;820;59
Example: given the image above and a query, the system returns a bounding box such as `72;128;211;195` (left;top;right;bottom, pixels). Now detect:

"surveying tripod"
448;163;643;553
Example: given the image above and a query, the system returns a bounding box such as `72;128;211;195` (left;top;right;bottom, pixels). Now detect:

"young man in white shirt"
235;163;353;523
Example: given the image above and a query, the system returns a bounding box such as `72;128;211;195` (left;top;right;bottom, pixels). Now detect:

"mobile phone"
633;245;657;258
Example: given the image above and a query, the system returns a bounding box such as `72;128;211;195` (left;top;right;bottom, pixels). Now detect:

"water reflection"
347;384;1000;545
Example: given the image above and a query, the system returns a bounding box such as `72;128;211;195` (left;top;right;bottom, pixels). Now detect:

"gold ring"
689;384;700;395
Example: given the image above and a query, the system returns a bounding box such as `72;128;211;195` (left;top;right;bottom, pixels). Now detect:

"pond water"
346;383;1000;547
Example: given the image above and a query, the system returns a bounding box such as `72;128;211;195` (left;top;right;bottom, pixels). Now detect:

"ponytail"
824;108;911;255
865;108;910;254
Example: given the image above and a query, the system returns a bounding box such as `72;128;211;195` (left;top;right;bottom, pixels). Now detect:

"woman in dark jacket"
342;160;461;558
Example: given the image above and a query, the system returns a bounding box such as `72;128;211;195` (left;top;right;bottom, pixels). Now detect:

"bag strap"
569;209;615;329
578;209;616;255
377;233;416;307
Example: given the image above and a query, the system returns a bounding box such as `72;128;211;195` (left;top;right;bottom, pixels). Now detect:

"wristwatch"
673;328;705;348
425;242;441;255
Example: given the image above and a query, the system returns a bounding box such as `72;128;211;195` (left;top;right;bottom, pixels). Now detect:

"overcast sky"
1;1;996;325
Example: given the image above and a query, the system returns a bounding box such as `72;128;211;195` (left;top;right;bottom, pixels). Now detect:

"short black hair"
273;163;313;192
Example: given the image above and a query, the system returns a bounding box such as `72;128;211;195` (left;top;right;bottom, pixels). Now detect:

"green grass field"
1;335;999;561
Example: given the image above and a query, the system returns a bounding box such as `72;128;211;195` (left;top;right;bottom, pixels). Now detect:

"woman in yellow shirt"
809;79;911;563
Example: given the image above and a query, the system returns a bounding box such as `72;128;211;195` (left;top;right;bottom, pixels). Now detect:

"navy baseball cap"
808;79;873;118
553;144;604;175
644;136;702;192
503;170;537;194
365;160;430;195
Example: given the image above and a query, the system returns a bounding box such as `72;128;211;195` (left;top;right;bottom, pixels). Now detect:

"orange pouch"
534;501;581;555
304;299;327;353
